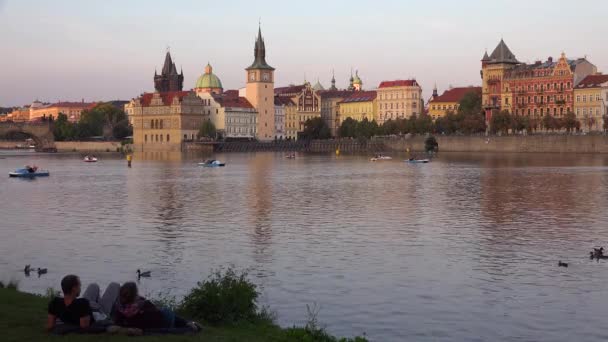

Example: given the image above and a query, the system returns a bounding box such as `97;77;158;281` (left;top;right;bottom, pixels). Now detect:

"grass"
0;287;367;342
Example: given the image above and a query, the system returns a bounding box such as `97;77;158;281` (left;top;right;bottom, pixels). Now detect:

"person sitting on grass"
47;274;119;334
113;282;201;332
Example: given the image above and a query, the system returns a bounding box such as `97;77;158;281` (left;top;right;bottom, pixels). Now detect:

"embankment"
54;141;122;152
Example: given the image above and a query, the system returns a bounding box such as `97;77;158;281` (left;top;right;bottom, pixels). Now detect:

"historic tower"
154;51;184;92
480;39;518;125
245;26;275;141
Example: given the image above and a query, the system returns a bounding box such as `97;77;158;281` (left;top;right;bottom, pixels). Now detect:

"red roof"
274;84;305;96
51;101;97;109
317;90;356;99
223;90;239;98
575;74;608;89
378;80;418;88
340;91;377;104
140;91;190;106
212;94;254;109
274;96;295;106
429;86;481;103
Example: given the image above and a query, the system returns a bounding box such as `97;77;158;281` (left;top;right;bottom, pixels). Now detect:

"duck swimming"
137;269;151;278
37;268;48;275
558;261;568;268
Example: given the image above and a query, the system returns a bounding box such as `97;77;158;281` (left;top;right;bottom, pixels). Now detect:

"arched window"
184;134;187;140
156;134;158;142
160;120;163;129
167;134;170;142
150;120;154;129
160;134;163;142
144;134;147;143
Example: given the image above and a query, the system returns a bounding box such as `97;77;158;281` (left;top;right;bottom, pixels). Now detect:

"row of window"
516;94;569;105
150;119;164;129
379;102;418;110
512;82;571;93
430;104;458;111
514;107;571;117
576;94;606;103
378;92;419;100
577;108;603;117
144;134;170;143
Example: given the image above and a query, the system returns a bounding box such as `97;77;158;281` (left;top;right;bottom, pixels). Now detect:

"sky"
1;0;607;107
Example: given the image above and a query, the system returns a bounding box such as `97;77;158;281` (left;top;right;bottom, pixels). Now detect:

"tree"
77;108;105;138
113;119;133;139
458;91;482;116
52;113;77;141
338;118;358;138
542;114;557;132
355;118;380;138
562;111;579;133
198;120;217;139
413;114;433;134
301;117;331;140
90;103;127;138
490;110;511;134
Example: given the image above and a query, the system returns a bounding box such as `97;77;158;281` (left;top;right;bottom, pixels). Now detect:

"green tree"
458;91;482;116
77;108;105;138
490;110;512;134
301;117;331;140
92;103;127;138
198;120;217;139
52;113;77;141
542;114;557;132
562;111;579;133
355;118;379;138
338;118;358;138
413;114;433;134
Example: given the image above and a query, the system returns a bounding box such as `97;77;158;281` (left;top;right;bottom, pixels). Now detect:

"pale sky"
1;0;607;107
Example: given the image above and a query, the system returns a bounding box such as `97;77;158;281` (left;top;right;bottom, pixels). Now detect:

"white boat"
199;159;226;167
370;155;392;162
405;158;430;164
83;156;98;163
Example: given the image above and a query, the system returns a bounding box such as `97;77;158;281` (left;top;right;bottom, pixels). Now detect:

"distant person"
47;274;118;334
113;282;200;332
126;154;132;168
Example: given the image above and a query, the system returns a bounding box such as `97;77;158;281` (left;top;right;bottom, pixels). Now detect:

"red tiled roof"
429;86;481;103
140;91;190;106
212;94;254;109
575;74;608;89
223;90;239;98
378;80;418;88
340;91;377;104
317;90;356;99
274;96;295;106
274;84;305;96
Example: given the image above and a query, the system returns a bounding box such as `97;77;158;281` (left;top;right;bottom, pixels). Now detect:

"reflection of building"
376;79;422;123
338;91;377;123
154;51;184;92
574;74;608;132
126;91;208;151
481;39;596;123
428;86;481;119
194;63;223;95
245;27;275;141
320;90;355;136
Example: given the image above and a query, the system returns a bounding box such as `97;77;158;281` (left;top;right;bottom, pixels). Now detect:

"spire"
488;39;518;64
246;24;274;70
482;49;490;61
162;51;173;75
432;83;438;98
330;69;337;90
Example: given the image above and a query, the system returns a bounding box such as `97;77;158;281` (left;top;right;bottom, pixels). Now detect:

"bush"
180;268;260;325
0;280;18;290
425;136;438;152
284;303;368;342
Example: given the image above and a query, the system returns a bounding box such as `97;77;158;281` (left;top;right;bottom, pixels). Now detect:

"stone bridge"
0;122;56;152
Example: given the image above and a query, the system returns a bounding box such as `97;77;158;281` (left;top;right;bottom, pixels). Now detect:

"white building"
274;97;288;139
196;91;257;139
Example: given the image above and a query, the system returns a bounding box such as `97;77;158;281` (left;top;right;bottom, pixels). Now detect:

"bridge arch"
0;122;56;152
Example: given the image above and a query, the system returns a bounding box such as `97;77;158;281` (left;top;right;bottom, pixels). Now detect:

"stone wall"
55;141;122;152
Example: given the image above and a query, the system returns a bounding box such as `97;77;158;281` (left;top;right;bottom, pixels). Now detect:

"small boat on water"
370;154;392;162
285;153;296;159
9;166;50;178
199;159;226;167
405;158;430;164
83;156;98;163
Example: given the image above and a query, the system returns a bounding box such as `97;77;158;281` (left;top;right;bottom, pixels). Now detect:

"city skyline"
1;0;608;106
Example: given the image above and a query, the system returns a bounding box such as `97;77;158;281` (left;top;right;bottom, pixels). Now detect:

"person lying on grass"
113;282;201;332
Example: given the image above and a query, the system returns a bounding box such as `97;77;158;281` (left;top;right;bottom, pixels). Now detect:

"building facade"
338;91;377;124
196;91;257;140
28;101;96;122
574;74;608;132
245;27;275;141
274;97;292;139
428;86;482;119
126;91;208;151
376;80;422;124
481;39;596;124
295;82;321;133
154;51;184;92
320;90;355;137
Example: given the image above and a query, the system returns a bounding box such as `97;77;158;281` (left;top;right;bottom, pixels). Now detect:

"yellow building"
320;90;355;137
376;80;422;123
574;74;608;132
28;101;96;122
428;86;482;119
125;91;209;151
338;91;377;124
295;82;321;133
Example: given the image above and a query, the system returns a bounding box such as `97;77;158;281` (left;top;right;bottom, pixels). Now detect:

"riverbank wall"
54;141;122;152
206;135;608;154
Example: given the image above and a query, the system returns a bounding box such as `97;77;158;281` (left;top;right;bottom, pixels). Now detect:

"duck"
137;269;151;278
558;261;568;268
24;265;31;273
37;268;48;275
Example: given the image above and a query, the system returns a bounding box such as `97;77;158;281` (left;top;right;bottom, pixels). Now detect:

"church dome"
353;72;362;85
195;63;223;90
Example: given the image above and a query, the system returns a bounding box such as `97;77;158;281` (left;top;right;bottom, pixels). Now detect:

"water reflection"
247;153;274;273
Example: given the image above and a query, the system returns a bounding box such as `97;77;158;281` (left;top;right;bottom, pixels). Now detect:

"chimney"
548;56;553;63
535;60;541;65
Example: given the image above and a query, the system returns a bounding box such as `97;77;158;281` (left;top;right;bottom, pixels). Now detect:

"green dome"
195;64;223;89
353;72;362;85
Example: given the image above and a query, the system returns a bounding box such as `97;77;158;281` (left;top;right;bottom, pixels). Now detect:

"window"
583;95;587;102
160;134;163;142
150;119;154;129
144;134;147;143
167;134;170;142
160;120;163;129
577;95;581;102
184;134;187;139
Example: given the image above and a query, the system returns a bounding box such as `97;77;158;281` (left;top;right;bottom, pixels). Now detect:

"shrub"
284;303;368;342
0;280;19;290
425;136;438;152
179;268;260;325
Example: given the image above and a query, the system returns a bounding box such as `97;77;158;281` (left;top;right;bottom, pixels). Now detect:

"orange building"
29;101;96;122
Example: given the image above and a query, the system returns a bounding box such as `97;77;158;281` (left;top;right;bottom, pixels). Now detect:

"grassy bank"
0;287;366;342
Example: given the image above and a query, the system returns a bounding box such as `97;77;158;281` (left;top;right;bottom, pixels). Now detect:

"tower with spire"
348;69;355;91
245;25;275;141
154;50;184;92
329;70;337;91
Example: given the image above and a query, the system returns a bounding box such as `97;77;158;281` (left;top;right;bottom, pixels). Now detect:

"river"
1;150;608;341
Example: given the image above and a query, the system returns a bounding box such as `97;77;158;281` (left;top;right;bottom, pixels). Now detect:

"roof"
274;96;295;106
140;91;190;106
274;84;305;96
49;101;97;109
312;80;325;91
429;87;481;103
212;94;254;109
378;80;418;88
340;91;377;104
246;27;274;71
505;56;588;78
575;74;608;89
487;39;519;64
223;90;239;98
317;90;356;99
195;73;223;89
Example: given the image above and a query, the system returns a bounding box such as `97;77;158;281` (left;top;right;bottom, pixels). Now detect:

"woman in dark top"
113;282;200;332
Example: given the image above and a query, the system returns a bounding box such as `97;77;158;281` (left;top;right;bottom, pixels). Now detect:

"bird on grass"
137;269;151;278
558;261;568;268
